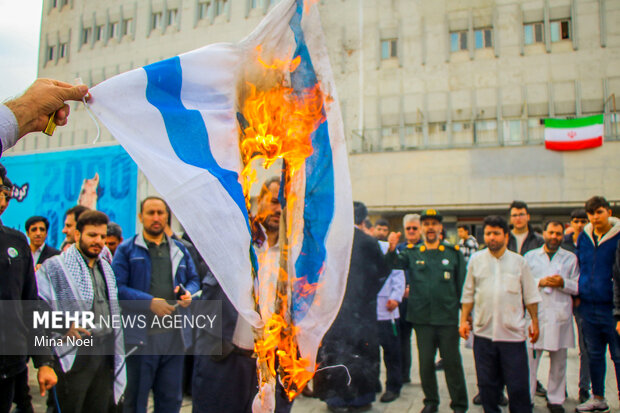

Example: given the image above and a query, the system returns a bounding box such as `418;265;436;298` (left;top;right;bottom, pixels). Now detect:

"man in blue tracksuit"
112;196;199;413
575;196;620;413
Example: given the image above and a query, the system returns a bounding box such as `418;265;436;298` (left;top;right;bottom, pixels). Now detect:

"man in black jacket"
314;201;391;412
507;200;544;256
25;216;60;270
0;168;57;413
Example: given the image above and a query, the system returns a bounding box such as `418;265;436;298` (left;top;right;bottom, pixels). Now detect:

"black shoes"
420;405;438;413
380;390;400;403
349;404;372;412
472;392;508;406
435;359;444;370
536;380;548;397
547;403;565;413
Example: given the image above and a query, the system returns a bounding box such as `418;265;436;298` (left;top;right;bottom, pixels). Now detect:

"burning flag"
90;0;353;407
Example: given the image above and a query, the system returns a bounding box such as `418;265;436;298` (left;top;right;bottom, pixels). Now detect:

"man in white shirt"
460;215;541;413
524;221;579;413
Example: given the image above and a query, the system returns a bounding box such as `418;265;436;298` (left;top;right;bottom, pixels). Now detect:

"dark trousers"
0;374;17;413
398;299;413;382
123;332;184;413
192;352;292;413
414;325;468;410
12;367;33;412
473;336;531;413
378;320;402;393
52;354;114;413
574;306;591;393
580;303;620;398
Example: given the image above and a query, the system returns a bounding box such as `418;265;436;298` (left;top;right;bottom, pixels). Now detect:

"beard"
79;239;101;259
545;239;561;252
486;240;505;253
263;214;280;233
144;225;164;237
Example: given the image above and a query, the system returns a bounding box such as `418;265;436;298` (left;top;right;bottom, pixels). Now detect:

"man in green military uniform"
387;209;468;413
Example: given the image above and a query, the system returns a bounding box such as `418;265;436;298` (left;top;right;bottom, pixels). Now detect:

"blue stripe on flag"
289;1;336;323
143;57;250;229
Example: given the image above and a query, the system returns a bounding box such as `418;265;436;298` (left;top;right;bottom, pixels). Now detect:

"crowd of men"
1;81;620;413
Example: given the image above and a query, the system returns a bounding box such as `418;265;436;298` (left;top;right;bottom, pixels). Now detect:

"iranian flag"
544;115;604;151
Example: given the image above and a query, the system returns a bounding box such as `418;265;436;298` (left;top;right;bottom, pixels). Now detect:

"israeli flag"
91;0;352;370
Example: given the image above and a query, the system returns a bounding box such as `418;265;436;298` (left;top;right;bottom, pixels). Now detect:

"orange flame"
239;47;326;401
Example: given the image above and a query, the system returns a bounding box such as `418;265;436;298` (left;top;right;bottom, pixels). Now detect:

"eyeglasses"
405;226;419;231
510;213;527;218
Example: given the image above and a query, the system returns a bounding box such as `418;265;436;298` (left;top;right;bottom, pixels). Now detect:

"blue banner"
1;145;138;249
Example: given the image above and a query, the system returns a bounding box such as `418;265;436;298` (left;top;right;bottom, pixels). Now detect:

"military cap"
420;209;443;222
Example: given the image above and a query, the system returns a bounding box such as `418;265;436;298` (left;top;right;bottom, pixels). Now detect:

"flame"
239;46;326;401
239;81;324;209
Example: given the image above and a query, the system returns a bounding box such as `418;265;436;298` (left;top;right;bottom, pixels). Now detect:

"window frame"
152;12;163;30
550;19;571;42
450;30;468;52
524;22;544;45
474;28;493;49
380;38;398;60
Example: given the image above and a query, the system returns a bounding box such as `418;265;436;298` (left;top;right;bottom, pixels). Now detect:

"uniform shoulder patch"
407;243;414;249
438;245;445;251
419;245;426;252
454;245;460;251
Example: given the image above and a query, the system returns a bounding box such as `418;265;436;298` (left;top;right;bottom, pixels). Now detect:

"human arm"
613;240;620;335
459;302;474;339
111;242;154;313
37;365;57;397
560;252;579;295
455;247;467;299
3;79;88;141
526;302;539;343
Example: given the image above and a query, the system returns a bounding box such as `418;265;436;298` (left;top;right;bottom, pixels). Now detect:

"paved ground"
25;336;619;413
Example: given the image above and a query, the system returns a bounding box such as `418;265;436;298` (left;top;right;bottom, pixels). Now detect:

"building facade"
6;0;620;235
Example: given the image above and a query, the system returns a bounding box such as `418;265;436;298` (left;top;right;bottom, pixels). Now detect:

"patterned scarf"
36;245;126;402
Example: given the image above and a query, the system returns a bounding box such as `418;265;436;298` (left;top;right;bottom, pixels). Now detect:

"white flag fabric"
90;0;352;371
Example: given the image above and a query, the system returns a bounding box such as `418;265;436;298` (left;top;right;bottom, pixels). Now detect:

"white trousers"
527;348;568;405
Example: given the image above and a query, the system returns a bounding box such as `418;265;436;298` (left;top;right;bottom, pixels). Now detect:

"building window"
167;8;178;25
60;0;68;7
450;31;467;52
82;27;91;44
474;28;492;49
215;0;227;16
550;19;570;42
381;39;398;60
381;126;399;136
52;0;57;7
109;22;119;38
47;45;55;61
250;0;259;8
452;122;471;132
198;1;211;19
152;12;163;30
95;25;104;42
122;18;133;36
503;120;523;143
59;42;67;58
524;22;544;45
